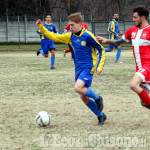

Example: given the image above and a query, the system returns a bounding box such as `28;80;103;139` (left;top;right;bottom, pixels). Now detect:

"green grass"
0;43;69;51
0;43;132;51
0;50;149;149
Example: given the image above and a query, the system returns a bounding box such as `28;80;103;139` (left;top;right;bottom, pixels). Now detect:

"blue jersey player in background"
36;12;107;125
36;14;57;69
105;13;122;63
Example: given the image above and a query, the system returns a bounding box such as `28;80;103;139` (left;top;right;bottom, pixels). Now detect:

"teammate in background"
36;14;57;69
105;13;122;63
63;22;88;58
96;5;150;109
36;12;106;125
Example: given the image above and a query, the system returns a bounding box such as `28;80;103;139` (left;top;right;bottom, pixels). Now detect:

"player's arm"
53;25;57;33
96;44;105;75
36;20;70;44
96;36;126;46
108;21;118;35
88;34;105;74
36;28;43;35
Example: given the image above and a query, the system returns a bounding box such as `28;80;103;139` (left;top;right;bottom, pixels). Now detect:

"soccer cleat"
98;113;107;125
37;49;40;56
140;85;150;109
95;96;103;113
115;61;123;63
64;50;66;57
50;66;56;69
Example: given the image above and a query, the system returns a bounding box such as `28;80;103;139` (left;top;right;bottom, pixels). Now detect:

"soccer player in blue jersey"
105;13;122;63
36;14;57;69
36;12;106;125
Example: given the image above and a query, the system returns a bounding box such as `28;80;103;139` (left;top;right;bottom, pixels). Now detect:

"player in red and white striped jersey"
96;5;150;109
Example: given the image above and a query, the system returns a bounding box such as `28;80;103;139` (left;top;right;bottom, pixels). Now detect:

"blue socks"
51;56;55;67
87;100;103;116
105;48;110;52
85;88;99;100
116;48;121;62
38;50;56;67
39;49;44;56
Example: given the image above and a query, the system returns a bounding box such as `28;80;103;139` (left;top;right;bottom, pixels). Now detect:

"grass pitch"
0;50;150;150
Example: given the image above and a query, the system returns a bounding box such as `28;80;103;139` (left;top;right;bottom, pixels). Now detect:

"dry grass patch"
0;50;150;150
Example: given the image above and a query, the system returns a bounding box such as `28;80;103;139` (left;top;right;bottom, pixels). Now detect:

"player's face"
113;14;119;21
46;15;51;23
132;12;142;28
68;21;82;33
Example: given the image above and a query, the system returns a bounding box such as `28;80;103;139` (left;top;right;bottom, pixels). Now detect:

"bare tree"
0;0;150;20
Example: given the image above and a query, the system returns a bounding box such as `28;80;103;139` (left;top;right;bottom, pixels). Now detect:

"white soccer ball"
35;111;51;127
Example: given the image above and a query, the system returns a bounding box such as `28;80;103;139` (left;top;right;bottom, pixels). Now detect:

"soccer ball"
35;111;51;127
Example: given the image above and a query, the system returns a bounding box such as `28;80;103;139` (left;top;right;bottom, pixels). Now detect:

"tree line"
0;0;149;21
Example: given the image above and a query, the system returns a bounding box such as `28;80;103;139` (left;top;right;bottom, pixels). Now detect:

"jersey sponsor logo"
131;32;136;39
76;39;80;42
81;41;86;46
84;78;88;80
141;32;147;39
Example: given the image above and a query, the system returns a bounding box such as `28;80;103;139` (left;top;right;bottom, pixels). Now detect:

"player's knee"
80;94;89;104
74;85;82;94
44;54;48;58
129;82;137;92
109;49;113;52
80;94;84;100
51;51;55;57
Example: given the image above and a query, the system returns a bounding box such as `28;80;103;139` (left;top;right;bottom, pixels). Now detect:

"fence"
0;15;135;43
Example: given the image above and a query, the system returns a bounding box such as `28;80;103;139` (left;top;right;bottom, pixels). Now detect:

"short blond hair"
68;12;82;23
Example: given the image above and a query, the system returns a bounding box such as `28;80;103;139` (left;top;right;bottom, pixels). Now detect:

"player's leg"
74;71;103;113
140;85;150;109
48;41;56;69
65;49;71;53
105;48;113;52
115;45;122;63
80;94;106;125
39;40;49;58
50;49;55;69
37;48;44;56
105;44;113;52
64;49;71;57
37;40;48;57
130;71;150;106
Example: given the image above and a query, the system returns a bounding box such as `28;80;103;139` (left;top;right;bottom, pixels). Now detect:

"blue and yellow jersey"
37;24;105;74
108;19;119;40
37;21;57;40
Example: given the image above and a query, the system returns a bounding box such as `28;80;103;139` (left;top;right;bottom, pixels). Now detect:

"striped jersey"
108;19;119;40
122;25;150;71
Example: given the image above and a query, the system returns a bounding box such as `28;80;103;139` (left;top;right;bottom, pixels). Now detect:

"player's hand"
116;34;119;38
96;70;101;75
36;19;43;26
96;36;108;43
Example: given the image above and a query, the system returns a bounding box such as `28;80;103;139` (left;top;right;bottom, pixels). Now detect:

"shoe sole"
98;113;107;125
